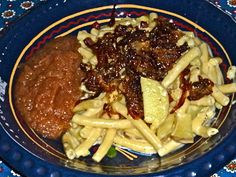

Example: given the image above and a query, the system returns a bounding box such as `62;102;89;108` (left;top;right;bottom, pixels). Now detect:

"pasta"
72;115;134;129
212;86;230;106
192;108;218;138
61;12;236;162
172;114;193;143
112;101;163;151
157;114;175;140
114;136;156;154
80;126;93;138
75;128;102;158
218;83;236;93
190;95;215;106
92;128;117;162
124;128;144;139
161;47;201;88
199;43;209;75
158;140;183;157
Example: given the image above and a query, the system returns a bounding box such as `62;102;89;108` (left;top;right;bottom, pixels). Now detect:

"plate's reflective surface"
0;0;236;177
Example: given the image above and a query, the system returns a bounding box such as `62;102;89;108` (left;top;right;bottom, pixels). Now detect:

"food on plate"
13;12;236;162
14;36;85;139
62;13;236;161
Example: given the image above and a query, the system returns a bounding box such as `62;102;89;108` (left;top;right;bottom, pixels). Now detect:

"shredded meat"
120;73;144;119
81;17;189;119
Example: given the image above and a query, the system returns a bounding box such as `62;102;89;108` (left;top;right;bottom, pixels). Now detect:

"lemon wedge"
140;77;169;130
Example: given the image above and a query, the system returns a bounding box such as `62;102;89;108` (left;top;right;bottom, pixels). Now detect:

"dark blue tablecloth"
0;0;236;176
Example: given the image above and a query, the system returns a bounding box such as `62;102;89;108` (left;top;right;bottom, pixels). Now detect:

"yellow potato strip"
72;114;133;129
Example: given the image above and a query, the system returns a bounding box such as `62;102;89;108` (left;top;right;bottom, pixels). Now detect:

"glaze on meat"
170;68;190;114
82;17;189;118
14;36;85;139
188;76;214;101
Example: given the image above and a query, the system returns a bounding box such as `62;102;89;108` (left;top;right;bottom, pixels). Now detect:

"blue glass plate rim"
0;0;236;177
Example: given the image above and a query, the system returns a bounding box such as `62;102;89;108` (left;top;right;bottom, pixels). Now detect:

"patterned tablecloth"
0;0;236;176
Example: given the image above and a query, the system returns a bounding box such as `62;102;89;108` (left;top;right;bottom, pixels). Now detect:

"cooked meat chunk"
82;17;189;119
188;76;214;101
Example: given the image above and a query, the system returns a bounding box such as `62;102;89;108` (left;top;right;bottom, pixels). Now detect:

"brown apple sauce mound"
14;36;85;139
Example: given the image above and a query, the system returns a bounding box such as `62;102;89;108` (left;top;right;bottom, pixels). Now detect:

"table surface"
0;0;236;176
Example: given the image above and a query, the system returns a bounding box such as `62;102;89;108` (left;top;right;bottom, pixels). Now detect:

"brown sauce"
14;36;85;139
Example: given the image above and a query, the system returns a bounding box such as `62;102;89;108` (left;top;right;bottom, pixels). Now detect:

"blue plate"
0;0;236;176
